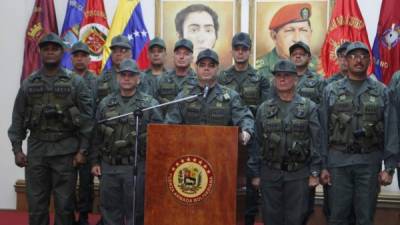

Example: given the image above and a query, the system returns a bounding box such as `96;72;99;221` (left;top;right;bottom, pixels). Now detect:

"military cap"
196;49;219;64
110;35;131;49
119;58;140;74
232;32;252;48
174;38;193;52
336;41;351;55
289;41;311;55
38;32;65;48
269;3;311;31
272;59;297;75
149;37;166;49
71;41;90;54
345;41;370;56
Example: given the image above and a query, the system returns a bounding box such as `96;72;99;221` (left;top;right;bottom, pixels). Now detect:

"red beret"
269;3;312;30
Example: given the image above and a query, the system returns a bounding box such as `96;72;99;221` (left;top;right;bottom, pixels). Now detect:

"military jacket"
296;69;326;105
96;67;119;103
165;83;255;136
326;72;345;84
255;94;321;174
8;68;93;155
79;70;98;113
91;91;163;166
218;65;270;115
321;77;398;169
142;68;167;96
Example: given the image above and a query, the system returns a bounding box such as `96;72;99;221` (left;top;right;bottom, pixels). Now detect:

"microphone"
203;85;209;98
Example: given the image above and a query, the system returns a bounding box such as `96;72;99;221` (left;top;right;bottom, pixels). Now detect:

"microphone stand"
97;88;208;225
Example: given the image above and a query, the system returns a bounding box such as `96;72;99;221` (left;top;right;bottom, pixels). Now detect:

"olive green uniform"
8;68;93;225
321;77;399;225
296;69;326;105
142;68;167;97
255;94;321;225
326;72;345;85
388;70;400;190
90;91;163;225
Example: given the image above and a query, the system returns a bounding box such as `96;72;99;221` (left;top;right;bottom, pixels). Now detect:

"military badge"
300;8;310;20
167;155;214;204
382;23;400;49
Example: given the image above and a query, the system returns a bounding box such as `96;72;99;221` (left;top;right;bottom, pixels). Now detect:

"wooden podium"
144;124;239;225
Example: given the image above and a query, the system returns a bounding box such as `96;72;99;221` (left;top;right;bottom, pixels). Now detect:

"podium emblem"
167;155;214;204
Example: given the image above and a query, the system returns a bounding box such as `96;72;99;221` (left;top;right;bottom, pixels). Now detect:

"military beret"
336;41;351;55
345;41;370;56
110;35;131;49
174;38;193;52
232;32;252;48
196;49;219;64
38;32;65;49
71;41;90;54
149;37;166;49
119;58;140;74
272;59;297;75
289;41;311;55
269;3;312;31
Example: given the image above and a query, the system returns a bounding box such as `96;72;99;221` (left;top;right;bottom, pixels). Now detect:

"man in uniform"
90;59;163;225
154;38;197;113
142;37;168;96
253;59;321;225
217;32;270;225
8;33;93;225
320;42;398;225
70;41;97;225
165;48;254;148
389;70;400;190
326;41;351;84
256;3;321;80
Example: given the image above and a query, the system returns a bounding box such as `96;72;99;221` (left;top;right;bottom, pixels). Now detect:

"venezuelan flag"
102;0;150;70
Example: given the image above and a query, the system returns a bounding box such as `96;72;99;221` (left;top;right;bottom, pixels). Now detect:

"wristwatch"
311;171;319;177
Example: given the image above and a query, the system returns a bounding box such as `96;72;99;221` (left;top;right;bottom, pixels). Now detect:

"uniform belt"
102;155;134;165
30;130;74;142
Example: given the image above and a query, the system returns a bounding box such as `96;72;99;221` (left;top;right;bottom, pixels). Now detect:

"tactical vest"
98;96;147;165
261;98;311;171
24;72;81;141
329;84;384;153
158;74;196;103
183;87;231;125
297;75;322;104
97;72;113;103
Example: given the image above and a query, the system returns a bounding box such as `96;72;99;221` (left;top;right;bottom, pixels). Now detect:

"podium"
144;124;239;225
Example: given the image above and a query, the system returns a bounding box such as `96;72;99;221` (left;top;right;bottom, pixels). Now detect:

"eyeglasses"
348;54;369;60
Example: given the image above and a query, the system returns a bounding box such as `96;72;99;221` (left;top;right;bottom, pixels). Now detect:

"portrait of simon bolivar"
156;0;240;69
252;0;331;76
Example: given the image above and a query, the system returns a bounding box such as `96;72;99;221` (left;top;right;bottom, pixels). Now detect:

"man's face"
196;58;218;83
72;51;90;71
232;45;250;64
290;48;310;68
174;47;193;69
118;71;140;92
274;72;297;92
346;49;370;76
148;46;166;66
337;52;348;73
40;43;63;66
111;47;132;67
182;11;217;58
271;21;312;59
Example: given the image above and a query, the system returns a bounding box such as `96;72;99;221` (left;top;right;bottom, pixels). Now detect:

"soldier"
8;33;93;225
289;41;326;105
253;59;321;225
388;70;400;190
217;32;269;225
142;37;168;96
320;42;398;225
154;38;197;113
70;41;97;225
326;41;351;84
90;59;163;225
165;48;254;147
256;3;321;80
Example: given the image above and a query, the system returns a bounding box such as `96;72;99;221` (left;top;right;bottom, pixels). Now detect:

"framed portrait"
250;0;333;72
155;0;241;69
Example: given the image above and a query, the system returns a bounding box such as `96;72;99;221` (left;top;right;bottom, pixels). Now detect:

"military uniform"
142;68;167;97
326;72;345;84
388;70;400;190
8;41;93;225
91;59;163;225
296;69;326;105
321;76;398;225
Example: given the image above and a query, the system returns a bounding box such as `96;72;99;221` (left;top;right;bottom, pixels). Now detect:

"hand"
91;165;102;176
14;151;27;168
239;131;251;146
73;151;87;167
379;171;393;186
320;169;331;185
309;176;319;188
251;177;261;189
